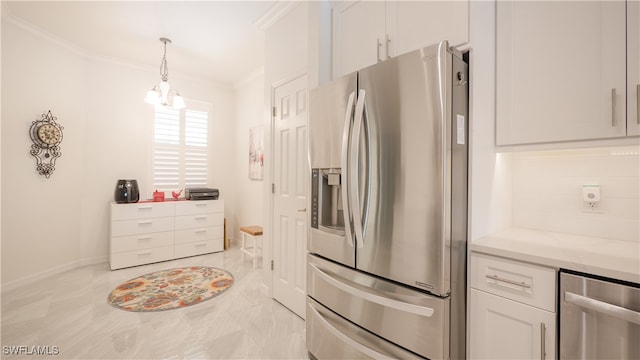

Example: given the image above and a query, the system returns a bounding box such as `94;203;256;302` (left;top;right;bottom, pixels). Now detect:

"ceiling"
2;1;284;85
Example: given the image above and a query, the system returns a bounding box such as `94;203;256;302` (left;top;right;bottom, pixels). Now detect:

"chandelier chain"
160;40;169;82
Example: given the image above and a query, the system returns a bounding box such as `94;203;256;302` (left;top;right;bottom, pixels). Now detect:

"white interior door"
272;75;308;318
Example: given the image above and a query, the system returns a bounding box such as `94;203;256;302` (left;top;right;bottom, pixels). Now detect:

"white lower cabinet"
110;200;224;270
469;252;557;359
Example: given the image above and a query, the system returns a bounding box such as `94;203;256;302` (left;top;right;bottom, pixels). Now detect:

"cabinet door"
470;289;556;360
629;0;640;136
387;0;469;58
496;1;627;145
332;0;385;78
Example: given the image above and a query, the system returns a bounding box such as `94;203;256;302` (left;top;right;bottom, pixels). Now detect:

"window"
153;104;209;191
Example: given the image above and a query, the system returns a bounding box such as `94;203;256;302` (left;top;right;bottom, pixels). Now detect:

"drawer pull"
195;230;207;234
195;216;207;220
486;274;531;289
137;236;152;241
194;242;207;247
138;205;153;210
137;251;152;256
138;220;153;225
195;203;207;207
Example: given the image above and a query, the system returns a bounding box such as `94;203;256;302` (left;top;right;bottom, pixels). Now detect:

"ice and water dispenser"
311;169;345;234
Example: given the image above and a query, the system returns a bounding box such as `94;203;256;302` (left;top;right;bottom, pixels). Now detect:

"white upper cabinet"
331;1;469;79
332;0;386;78
387;1;469;57
496;1;629;145
628;0;640;136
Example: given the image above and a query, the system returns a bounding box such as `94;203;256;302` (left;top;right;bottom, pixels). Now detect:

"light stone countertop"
470;227;640;284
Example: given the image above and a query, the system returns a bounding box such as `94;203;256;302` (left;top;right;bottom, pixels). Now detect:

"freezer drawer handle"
486;274;531;289
311;263;434;318
564;291;640;325
309;302;395;360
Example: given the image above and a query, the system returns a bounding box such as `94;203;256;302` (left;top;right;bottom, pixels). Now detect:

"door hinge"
272;106;277;117
271;260;274;271
272;183;275;194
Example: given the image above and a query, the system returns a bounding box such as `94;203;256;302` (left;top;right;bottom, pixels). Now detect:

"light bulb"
145;88;160;104
173;93;186;109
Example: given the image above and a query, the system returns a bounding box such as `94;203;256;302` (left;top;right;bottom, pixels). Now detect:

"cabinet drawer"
470;252;557;312
175;200;224;215
175;213;223;230
111;202;174;220
174;239;223;259
109;245;174;270
111;217;174;237
175;226;223;245
110;231;174;253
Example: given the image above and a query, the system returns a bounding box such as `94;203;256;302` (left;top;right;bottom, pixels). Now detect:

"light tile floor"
1;242;308;359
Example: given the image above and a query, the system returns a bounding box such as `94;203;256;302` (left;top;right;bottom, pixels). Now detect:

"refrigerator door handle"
308;301;396;360
341;91;356;247
310;262;435;318
351;89;366;249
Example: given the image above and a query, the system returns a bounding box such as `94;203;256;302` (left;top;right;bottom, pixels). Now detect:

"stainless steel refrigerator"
306;41;468;360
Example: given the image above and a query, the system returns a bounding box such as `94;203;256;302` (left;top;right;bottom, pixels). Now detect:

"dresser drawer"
175;226;223;245
175;213;224;230
110;231;174;253
174;239;223;258
111;217;174;237
109;245;174;270
111;202;174;220
470;252;557;312
175;199;224;215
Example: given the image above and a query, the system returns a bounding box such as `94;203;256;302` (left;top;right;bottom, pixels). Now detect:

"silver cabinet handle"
376;38;382;62
540;322;546;360
311;262;435;317
385;34;391;59
564;291;640;325
308;302;395;360
298;208;307;212
485;274;531;288
611;88;617;127
637;84;639;124
341;91;356;248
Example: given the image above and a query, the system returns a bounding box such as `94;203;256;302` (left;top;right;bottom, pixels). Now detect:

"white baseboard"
1;255;108;294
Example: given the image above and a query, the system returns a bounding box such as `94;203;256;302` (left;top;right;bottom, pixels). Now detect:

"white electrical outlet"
582;184;602;213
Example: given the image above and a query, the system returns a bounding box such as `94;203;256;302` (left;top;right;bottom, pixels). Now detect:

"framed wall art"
248;126;264;180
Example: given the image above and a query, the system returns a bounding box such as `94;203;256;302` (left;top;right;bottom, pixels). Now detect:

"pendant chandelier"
145;37;185;109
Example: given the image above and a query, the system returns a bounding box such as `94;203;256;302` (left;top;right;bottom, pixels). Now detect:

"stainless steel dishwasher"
560;271;640;359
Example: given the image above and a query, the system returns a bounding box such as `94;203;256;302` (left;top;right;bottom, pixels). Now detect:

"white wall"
511;146;639;242
232;69;266;241
468;0;513;241
1;18;236;287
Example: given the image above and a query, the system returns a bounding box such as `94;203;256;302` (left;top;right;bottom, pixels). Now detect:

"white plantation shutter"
153;106;209;191
184;109;208;187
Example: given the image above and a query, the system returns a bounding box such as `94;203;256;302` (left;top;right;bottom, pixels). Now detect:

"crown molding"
253;1;300;31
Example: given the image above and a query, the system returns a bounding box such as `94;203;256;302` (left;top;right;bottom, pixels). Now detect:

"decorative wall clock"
29;110;64;178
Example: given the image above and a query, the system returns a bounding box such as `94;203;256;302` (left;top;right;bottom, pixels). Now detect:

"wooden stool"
240;225;263;268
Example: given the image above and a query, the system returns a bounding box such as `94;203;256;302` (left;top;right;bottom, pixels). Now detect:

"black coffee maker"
114;179;140;203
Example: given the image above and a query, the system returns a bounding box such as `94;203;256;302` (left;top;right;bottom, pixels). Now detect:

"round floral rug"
107;266;233;312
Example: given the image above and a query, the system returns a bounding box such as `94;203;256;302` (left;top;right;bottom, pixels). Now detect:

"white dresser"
110;199;224;270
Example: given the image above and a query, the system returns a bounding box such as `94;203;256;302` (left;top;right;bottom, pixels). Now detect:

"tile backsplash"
512;146;639;243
